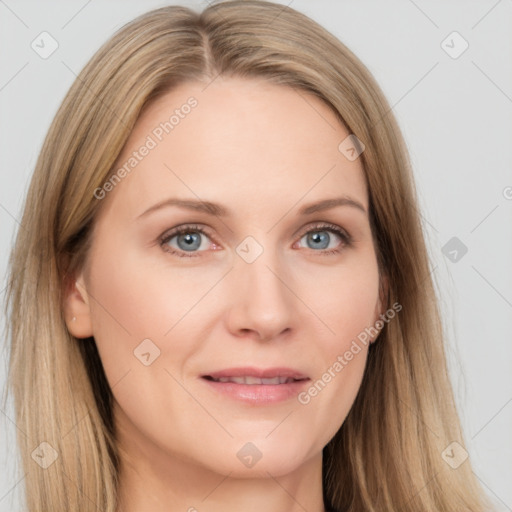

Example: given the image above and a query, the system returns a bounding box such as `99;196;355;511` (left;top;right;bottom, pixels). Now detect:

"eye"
159;224;216;258
295;222;352;255
159;222;352;258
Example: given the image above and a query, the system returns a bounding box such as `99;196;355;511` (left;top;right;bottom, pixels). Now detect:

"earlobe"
63;272;94;339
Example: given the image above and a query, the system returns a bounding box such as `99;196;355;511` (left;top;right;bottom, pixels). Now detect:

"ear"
62;269;94;339
371;273;389;344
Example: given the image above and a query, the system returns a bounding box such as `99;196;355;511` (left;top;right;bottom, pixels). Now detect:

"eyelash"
159;222;352;259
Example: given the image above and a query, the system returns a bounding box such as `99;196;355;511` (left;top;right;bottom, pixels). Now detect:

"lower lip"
201;377;310;404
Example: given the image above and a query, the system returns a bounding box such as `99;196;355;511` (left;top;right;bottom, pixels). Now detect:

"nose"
225;246;296;342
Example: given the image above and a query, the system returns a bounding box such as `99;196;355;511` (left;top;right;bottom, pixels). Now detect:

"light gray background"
1;1;511;510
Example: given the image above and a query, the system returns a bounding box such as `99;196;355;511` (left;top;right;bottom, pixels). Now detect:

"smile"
200;368;310;404
204;375;304;385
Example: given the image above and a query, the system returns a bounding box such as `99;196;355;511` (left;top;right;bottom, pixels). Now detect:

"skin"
64;76;387;512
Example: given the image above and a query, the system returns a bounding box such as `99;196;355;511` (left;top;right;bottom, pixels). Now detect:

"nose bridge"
229;233;294;338
237;234;287;301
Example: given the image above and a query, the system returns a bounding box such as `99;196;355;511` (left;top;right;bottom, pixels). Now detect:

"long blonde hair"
4;1;491;510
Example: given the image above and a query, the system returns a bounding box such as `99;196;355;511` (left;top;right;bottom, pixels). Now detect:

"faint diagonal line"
471;396;512;439
200;70;222;92
265;410;294;438
266;472;309;512
62;470;102;512
472;470;512;511
391;389;440;439
110;368;131;390
61;61;128;127
201;0;229;23
163;163;233;234
61;410;90;440
265;265;336;335
415;264;438;296
163;267;233;337
469;204;499;233
0;407;28;439
420;265;437;287
0;0;29;28
61;0;92;29
389;61;439;111
420;213;439;234
399;470;440;511
268;0;295;26
407;0;439;28
164;368;233;437
0;202;22;227
372;62;439;129
472;0;503;29
293;88;337;131
472;61;512;105
76;282;133;336
201;471;233;501
266;164;336;233
0;473;27;505
0;62;29;92
471;265;512;308
404;193;439;234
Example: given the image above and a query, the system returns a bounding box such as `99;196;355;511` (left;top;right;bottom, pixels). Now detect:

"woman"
4;1;492;511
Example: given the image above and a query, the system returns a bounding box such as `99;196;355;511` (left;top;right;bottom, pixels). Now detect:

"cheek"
83;238;226;390
295;255;378;425
86;244;196;339
83;240;172;387
299;252;380;348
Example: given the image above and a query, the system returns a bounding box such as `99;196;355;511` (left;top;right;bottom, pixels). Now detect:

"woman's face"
68;76;385;478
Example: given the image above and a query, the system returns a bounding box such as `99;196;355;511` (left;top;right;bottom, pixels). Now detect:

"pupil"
179;232;200;250
310;231;328;249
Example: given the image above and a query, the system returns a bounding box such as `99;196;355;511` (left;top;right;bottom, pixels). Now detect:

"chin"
198;437;318;478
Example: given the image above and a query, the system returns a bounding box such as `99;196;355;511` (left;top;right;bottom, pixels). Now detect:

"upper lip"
202;367;309;380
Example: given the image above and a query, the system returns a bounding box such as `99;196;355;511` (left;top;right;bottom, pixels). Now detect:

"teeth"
246;376;264;384
211;376;298;385
261;377;281;385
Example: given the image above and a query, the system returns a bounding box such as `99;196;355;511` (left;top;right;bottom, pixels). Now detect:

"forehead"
99;76;369;221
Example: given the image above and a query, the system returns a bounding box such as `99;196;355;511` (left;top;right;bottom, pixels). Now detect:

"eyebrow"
137;195;367;219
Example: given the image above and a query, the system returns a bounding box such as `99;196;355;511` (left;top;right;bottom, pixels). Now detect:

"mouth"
202;375;307;385
200;367;310;404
